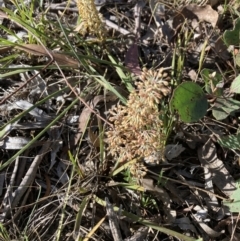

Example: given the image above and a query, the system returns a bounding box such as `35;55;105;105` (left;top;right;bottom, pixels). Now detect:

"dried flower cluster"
76;0;106;40
105;68;171;165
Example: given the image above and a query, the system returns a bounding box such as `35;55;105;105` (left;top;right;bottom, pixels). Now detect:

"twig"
105;19;130;35
133;0;145;37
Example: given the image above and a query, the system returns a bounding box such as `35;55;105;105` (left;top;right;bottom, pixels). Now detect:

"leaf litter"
0;0;240;240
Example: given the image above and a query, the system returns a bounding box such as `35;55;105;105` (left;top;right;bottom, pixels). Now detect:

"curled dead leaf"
198;139;236;197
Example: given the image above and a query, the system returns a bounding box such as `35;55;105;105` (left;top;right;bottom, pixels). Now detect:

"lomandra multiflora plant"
105;68;171;167
76;0;107;40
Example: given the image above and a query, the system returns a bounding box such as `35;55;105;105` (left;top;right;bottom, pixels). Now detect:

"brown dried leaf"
15;44;79;68
173;4;218;29
208;0;220;6
191;4;218;28
74;95;105;145
125;42;142;77
88;128;100;148
0;46;14;54
198;139;236;197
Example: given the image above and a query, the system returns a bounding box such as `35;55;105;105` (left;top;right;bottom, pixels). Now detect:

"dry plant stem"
82;216;107;241
15;150;28;186
133;0;143;36
174;169;204;188
0;141;51;221
105;197;122;241
204;117;238;130
230;211;240;241
48;2;78;12
105;19;130;35
43;173;51;198
3;156;19;206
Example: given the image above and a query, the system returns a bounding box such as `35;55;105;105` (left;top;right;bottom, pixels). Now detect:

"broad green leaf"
218;133;240;150
230;75;240;93
170;82;208;122
223;179;240;212
235;52;240;67
212;98;240;120
223;18;240;46
200;68;223;96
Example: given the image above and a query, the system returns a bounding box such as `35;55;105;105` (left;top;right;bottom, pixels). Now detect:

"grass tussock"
0;0;239;241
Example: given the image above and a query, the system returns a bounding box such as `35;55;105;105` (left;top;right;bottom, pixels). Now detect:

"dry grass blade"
0;141;51;221
0;46;14;54
15;44;79;68
83;216;106;241
73;195;91;240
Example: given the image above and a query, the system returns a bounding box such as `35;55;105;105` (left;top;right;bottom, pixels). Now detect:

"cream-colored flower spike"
105;68;171;170
76;0;107;40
